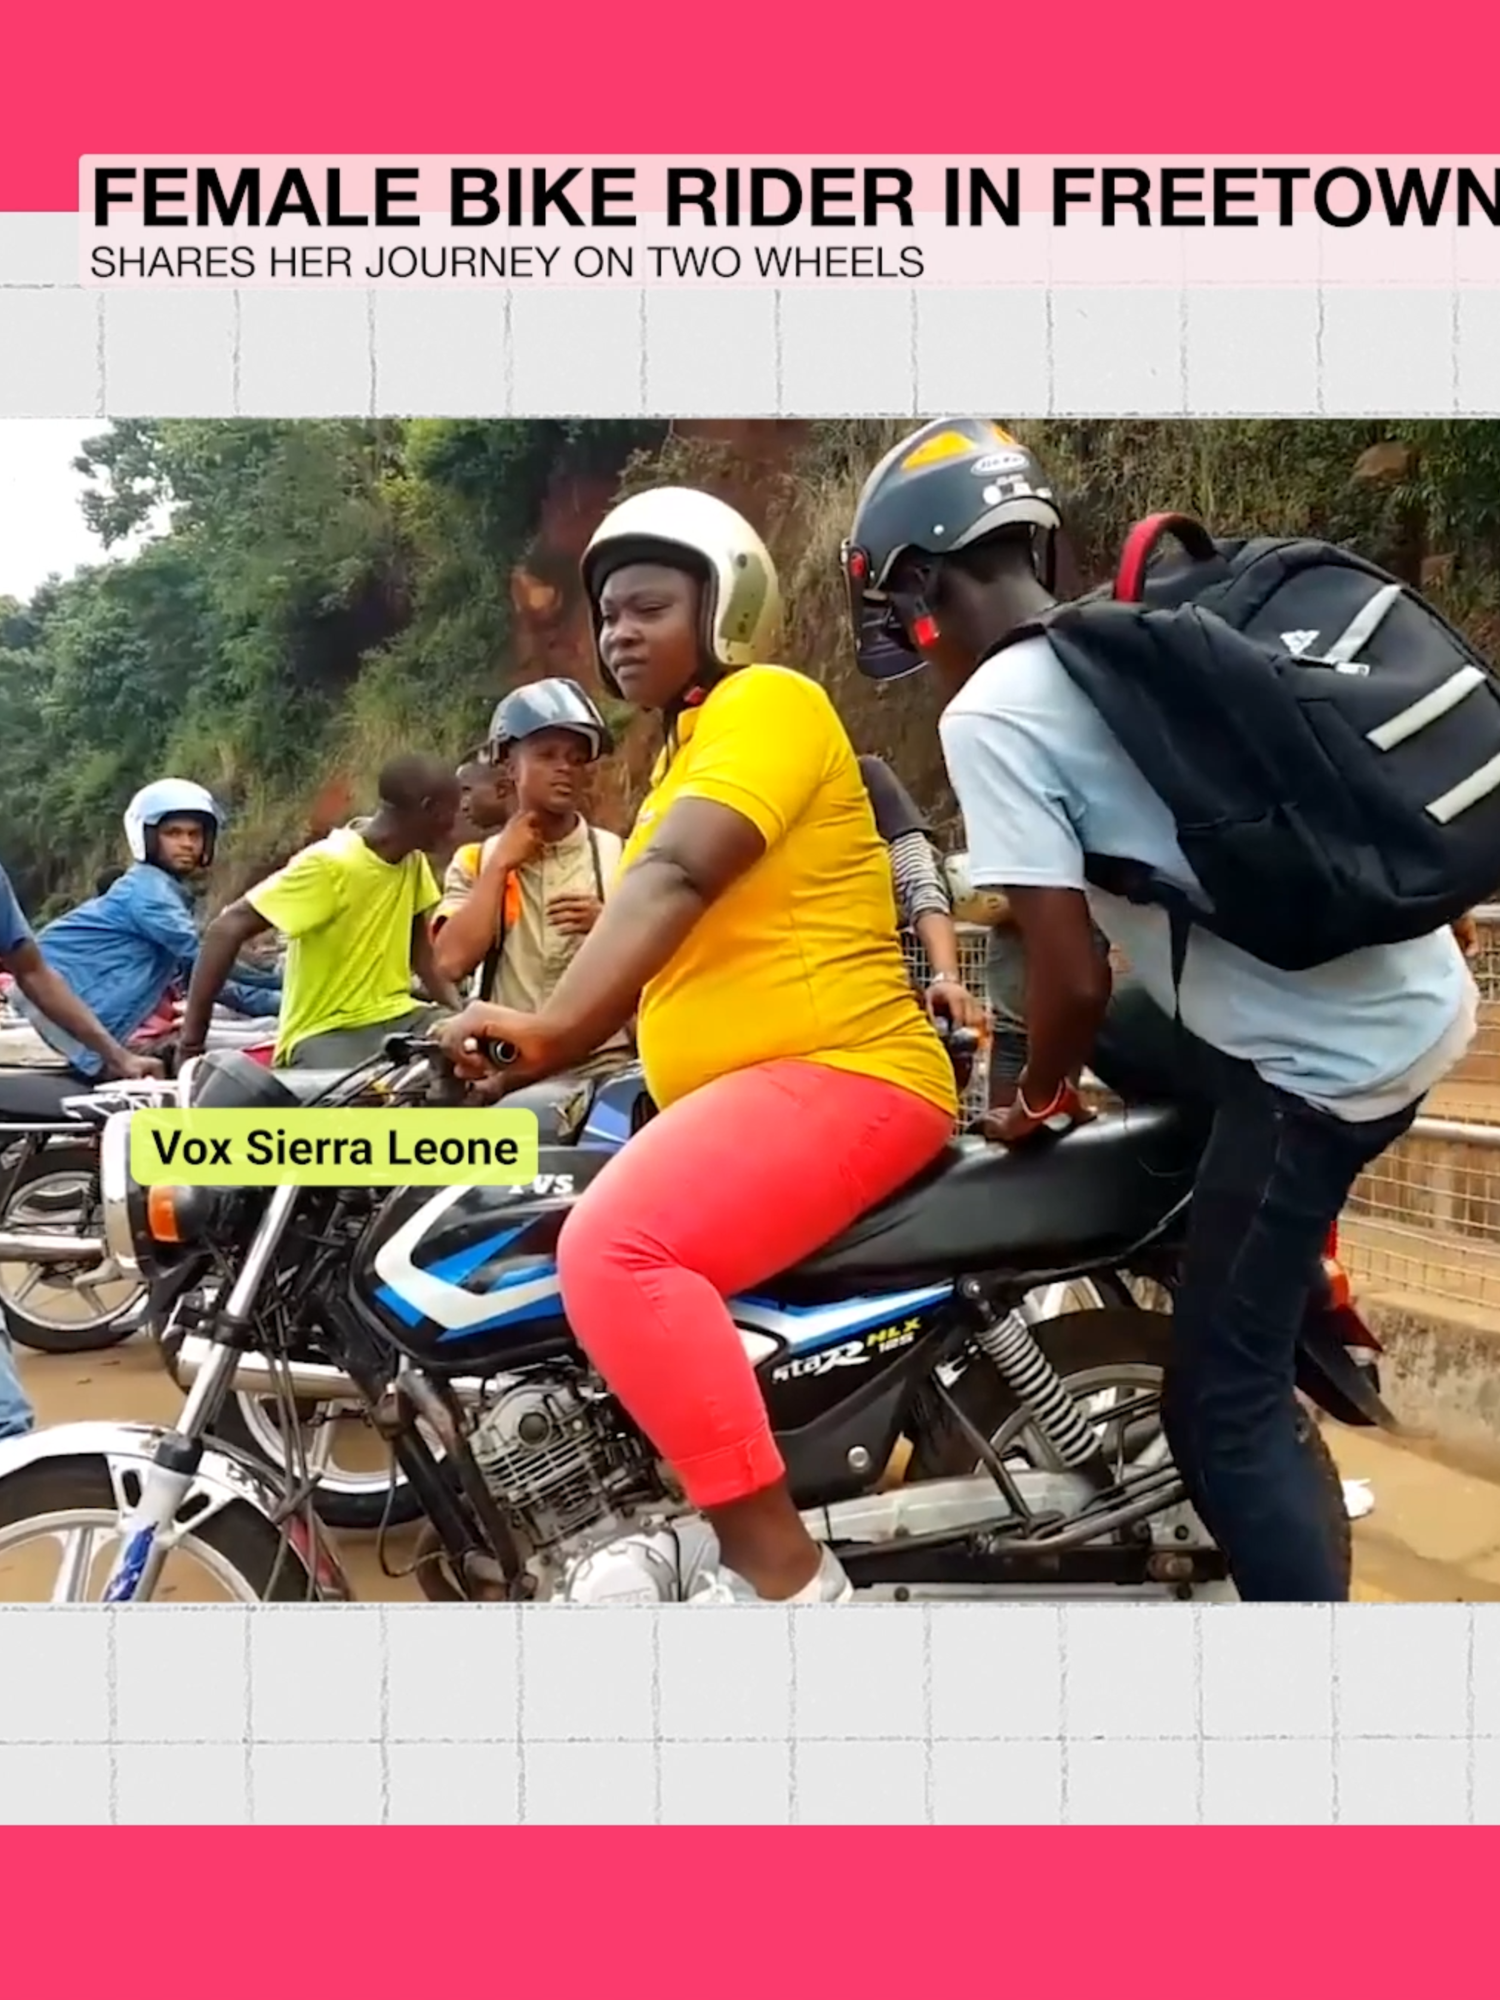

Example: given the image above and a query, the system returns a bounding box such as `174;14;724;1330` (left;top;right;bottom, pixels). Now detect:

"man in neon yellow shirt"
181;754;464;1070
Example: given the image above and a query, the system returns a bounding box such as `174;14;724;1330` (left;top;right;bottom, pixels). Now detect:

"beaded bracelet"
1016;1078;1068;1122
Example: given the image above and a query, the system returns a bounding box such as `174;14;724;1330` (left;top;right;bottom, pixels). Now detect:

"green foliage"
0;418;663;911
787;419;1500;842
5;415;1500;914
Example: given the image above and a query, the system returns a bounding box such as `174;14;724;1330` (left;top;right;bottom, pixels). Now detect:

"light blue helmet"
123;779;224;867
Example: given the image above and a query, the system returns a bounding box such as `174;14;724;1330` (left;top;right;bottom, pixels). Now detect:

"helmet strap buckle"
888;573;940;654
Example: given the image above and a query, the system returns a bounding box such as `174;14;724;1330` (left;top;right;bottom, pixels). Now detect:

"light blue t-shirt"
939;635;1472;1112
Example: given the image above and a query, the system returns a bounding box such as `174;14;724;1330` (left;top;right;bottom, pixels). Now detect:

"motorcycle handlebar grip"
932;1018;981;1056
481;1038;520;1067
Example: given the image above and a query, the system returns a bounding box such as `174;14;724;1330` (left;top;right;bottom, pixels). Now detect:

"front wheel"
911;1306;1353;1596
0;1457;317;1602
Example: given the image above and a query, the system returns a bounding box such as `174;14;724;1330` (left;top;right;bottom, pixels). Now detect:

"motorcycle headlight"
99;1108;230;1275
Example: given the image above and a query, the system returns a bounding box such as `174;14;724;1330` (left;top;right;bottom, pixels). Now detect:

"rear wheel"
0;1144;145;1354
911;1305;1353;1595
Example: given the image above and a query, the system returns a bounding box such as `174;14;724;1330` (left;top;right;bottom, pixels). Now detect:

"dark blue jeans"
1091;981;1417;1602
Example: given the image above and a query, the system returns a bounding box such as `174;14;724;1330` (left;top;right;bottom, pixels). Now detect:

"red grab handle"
1114;512;1219;603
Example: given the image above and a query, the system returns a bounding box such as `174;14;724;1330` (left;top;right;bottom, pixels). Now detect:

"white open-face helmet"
580;487;783;697
123;779;224;866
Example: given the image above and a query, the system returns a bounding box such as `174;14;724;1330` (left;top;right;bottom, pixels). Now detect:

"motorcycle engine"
468;1373;653;1553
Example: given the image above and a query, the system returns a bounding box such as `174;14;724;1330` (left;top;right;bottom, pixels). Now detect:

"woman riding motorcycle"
437;488;958;1605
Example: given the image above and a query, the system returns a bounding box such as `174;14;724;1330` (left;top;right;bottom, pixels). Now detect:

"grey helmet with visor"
486;677;613;762
841;420;1063;682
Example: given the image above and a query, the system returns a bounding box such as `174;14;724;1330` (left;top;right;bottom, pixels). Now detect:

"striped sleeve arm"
888;830;951;929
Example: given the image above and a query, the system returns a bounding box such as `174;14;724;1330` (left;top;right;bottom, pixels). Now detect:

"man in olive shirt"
433;680;632;1082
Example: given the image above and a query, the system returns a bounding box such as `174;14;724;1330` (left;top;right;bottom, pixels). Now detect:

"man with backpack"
432;679;631;1081
843;419;1482;1604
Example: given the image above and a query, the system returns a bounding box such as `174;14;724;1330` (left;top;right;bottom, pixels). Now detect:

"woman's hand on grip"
924;977;987;1033
433;1003;553;1082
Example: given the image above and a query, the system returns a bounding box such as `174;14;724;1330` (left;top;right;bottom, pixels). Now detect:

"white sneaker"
687;1545;854;1605
1342;1478;1375;1521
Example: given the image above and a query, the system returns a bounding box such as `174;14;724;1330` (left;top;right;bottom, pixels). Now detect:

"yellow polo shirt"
623;664;957;1118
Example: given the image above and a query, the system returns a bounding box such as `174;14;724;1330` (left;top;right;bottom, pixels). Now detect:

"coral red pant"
556;1059;954;1508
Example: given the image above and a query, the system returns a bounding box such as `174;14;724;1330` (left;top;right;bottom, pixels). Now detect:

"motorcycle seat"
0;1067;87;1123
272;1070;356;1105
774;1104;1202;1296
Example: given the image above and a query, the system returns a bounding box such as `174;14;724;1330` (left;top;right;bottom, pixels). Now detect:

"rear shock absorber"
968;1298;1105;1472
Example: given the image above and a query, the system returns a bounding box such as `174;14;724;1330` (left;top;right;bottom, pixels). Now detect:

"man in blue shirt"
0;862;163;1437
845;421;1477;1603
17;779;281;1078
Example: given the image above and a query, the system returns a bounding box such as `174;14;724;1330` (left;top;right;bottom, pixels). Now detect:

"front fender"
0;1421;352;1600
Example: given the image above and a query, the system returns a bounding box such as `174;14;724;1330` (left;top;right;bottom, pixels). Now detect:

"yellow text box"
128;1108;539;1187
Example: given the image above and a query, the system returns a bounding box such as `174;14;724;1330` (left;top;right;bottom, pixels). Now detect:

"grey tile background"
0;1603;1495;1824
2;218;1495;418
0;219;1496;1824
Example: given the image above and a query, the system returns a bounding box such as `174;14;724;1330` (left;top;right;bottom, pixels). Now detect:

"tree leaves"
0;417;665;914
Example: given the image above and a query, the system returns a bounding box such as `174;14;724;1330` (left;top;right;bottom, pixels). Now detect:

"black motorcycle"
0;1034;1384;1605
0;1070;172;1354
155;1056;657;1531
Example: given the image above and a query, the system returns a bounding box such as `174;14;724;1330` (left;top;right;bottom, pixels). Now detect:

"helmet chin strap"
660;655;723;762
887;569;943;655
1039;527;1059;594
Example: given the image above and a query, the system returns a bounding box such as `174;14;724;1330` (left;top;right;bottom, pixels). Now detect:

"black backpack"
1025;512;1500;974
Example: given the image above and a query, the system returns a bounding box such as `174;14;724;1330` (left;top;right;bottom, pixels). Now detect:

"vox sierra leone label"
127;1108;540;1187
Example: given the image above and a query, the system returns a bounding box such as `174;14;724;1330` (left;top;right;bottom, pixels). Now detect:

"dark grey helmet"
486;678;613;761
842;420;1063;681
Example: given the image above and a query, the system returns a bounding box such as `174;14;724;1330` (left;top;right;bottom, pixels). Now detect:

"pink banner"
3;0;1499;209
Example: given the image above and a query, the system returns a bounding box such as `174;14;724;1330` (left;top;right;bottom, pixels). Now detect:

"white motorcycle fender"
0;1420;352;1600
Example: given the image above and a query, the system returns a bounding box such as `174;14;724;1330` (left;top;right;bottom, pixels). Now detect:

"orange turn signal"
146;1185;186;1244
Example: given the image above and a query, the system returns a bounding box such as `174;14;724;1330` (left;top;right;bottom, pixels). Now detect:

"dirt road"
6;1333;1500;1603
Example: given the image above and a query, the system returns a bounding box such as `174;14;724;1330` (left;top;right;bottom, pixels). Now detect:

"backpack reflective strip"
1427;748;1500;823
1368;664;1488;751
1324;581;1404;665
